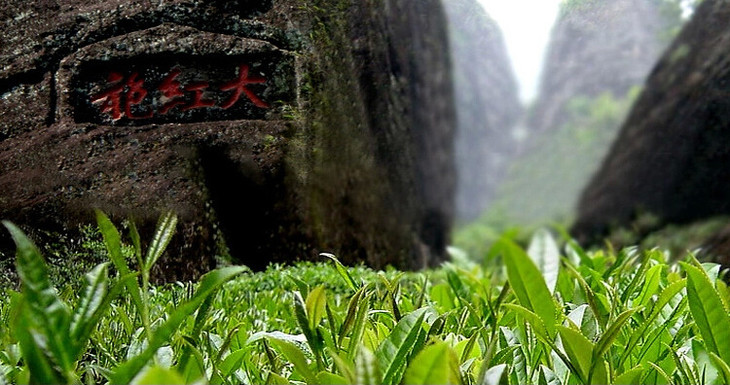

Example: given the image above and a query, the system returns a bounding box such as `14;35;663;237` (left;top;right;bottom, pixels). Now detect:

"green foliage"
2;225;730;384
492;89;640;227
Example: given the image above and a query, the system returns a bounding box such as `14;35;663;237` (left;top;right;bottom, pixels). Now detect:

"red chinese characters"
91;72;154;120
220;65;270;109
90;64;269;121
158;69;186;114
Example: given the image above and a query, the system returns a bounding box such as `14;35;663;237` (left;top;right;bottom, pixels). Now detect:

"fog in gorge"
447;0;692;227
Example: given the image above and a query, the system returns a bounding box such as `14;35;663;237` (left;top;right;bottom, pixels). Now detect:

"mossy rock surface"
0;0;456;280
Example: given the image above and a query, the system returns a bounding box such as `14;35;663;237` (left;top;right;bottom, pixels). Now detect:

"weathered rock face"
0;0;455;279
572;0;730;243
528;0;675;135
443;0;521;221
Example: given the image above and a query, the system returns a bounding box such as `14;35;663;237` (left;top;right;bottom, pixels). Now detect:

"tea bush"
1;214;729;384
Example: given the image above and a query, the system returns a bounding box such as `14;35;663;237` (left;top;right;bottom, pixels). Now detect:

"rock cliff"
0;0;456;279
443;0;521;221
573;0;730;243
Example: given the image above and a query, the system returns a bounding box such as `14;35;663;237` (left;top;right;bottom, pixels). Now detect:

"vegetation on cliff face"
494;88;641;226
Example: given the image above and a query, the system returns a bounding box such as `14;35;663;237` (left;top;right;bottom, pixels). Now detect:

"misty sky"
478;0;562;103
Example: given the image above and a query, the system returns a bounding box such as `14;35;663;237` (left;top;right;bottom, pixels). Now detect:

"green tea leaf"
95;211;147;334
94;211;129;274
646;362;672;385
339;287;365;347
144;211;177;270
499;238;557;336
266;371;291;385
710;352;730;385
111;266;246;384
683;263;730;362
294;291;324;368
347;292;371;361
328;348;355;383
316;371;349;385
404;342;459;385
267;337;316;383
3;221;74;383
321;253;360;291
376;307;428;385
12;318;67;385
128;218;143;268
355;345;380;385
527;229;561;294
130;365;185;385
70;269;136;362
557;325;592;383
613;365;644;385
594;307;638;359
306;286;327;330
620;278;686;368
218;349;247;378
179;337;206;384
430;283;456;311
481;363;508;385
71;264;109;345
501;304;550;342
635;264;662;307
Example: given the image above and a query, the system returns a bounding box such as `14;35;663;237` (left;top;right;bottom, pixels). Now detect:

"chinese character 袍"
90;72;124;120
91;72;153;120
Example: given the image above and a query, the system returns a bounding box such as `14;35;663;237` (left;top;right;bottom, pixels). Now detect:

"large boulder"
0;0;455;279
572;0;730;243
443;0;521;221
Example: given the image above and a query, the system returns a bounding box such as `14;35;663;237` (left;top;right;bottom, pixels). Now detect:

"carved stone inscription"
72;54;294;125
